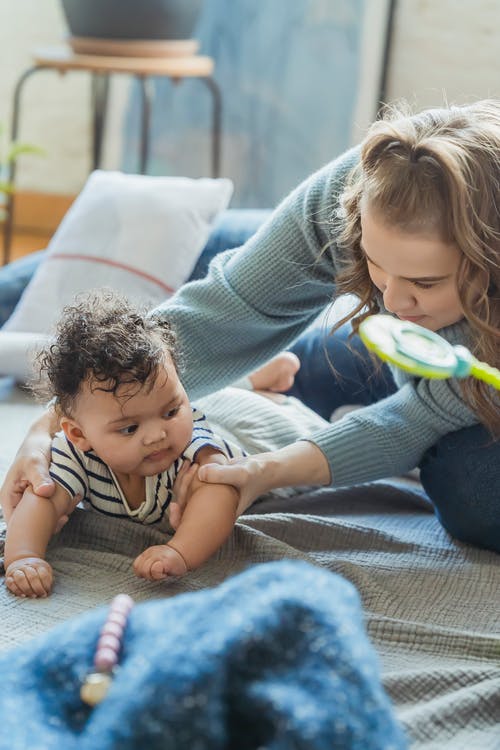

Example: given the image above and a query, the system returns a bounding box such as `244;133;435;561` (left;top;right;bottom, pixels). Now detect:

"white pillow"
3;170;233;336
0;332;51;383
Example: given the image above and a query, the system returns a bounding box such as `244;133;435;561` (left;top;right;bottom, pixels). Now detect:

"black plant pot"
60;0;203;41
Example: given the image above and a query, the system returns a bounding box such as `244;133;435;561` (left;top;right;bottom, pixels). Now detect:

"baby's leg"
286;324;396;420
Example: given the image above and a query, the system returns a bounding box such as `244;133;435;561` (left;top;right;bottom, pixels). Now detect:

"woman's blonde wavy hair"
332;99;500;435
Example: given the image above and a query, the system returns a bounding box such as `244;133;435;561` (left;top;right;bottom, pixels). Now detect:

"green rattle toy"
358;314;500;389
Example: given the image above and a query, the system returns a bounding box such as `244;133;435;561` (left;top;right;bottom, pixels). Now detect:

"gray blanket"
0;380;499;749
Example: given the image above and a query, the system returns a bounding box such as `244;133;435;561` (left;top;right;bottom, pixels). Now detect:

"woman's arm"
310;378;478;488
0;406;59;520
4;482;76;597
198;441;331;515
198;378;478;501
154;148;360;400
168;442;331;521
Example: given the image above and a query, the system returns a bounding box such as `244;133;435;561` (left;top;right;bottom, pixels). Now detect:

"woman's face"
360;202;464;331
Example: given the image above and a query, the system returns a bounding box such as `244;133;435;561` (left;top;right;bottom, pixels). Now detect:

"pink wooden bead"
97;633;121;653
95;645;118;672
101;621;123;639
112;594;134;613
107;611;127;629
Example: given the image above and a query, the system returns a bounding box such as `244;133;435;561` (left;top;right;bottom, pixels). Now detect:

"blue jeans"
288;324;500;553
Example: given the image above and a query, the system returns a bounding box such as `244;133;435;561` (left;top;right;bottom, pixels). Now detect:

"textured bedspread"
1;380;499;749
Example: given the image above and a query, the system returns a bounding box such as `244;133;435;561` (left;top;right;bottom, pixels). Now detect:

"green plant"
0;122;44;221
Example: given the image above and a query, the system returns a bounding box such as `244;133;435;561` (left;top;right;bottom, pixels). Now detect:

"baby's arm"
133;450;238;581
4;483;76;598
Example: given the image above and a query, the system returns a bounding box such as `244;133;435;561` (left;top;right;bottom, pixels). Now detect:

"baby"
2;290;299;598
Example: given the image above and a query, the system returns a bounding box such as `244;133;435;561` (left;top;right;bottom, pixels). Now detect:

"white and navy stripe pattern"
49;405;245;525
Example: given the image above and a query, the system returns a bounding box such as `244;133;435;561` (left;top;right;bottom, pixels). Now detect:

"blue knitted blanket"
0;560;406;749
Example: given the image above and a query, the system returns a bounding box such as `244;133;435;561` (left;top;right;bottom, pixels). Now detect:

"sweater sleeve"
309;376;479;487
153;148;360;400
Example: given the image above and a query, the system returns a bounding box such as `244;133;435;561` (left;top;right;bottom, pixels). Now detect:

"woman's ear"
60;417;92;452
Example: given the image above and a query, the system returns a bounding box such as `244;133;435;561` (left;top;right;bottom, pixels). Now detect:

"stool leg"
137;76;154;175
91;73;110;171
200;77;222;178
3;66;41;266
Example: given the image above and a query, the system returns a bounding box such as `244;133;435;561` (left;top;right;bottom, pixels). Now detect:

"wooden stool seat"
67;36;200;59
32;46;215;78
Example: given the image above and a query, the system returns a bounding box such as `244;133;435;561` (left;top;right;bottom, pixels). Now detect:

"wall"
386;0;500;108
0;0;127;195
1;0;499;207
0;0;85;193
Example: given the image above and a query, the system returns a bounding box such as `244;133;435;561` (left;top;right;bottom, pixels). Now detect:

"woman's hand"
0;410;58;522
197;455;271;515
5;557;53;598
171;453;287;519
168;450;231;530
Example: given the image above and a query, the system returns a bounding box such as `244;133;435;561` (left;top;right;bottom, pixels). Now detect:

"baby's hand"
5;557;53;598
133;544;188;581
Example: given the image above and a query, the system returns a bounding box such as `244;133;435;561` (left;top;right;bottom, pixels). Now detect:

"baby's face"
68;354;193;478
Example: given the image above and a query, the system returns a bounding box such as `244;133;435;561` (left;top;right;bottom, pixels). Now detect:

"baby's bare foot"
249;352;300;393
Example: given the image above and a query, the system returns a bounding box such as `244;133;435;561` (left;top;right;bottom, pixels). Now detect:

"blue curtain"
123;0;365;208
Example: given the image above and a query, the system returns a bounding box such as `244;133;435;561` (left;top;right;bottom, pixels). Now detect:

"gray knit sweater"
155;148;477;488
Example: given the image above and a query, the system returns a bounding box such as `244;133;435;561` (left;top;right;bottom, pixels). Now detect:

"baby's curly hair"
35;289;180;415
